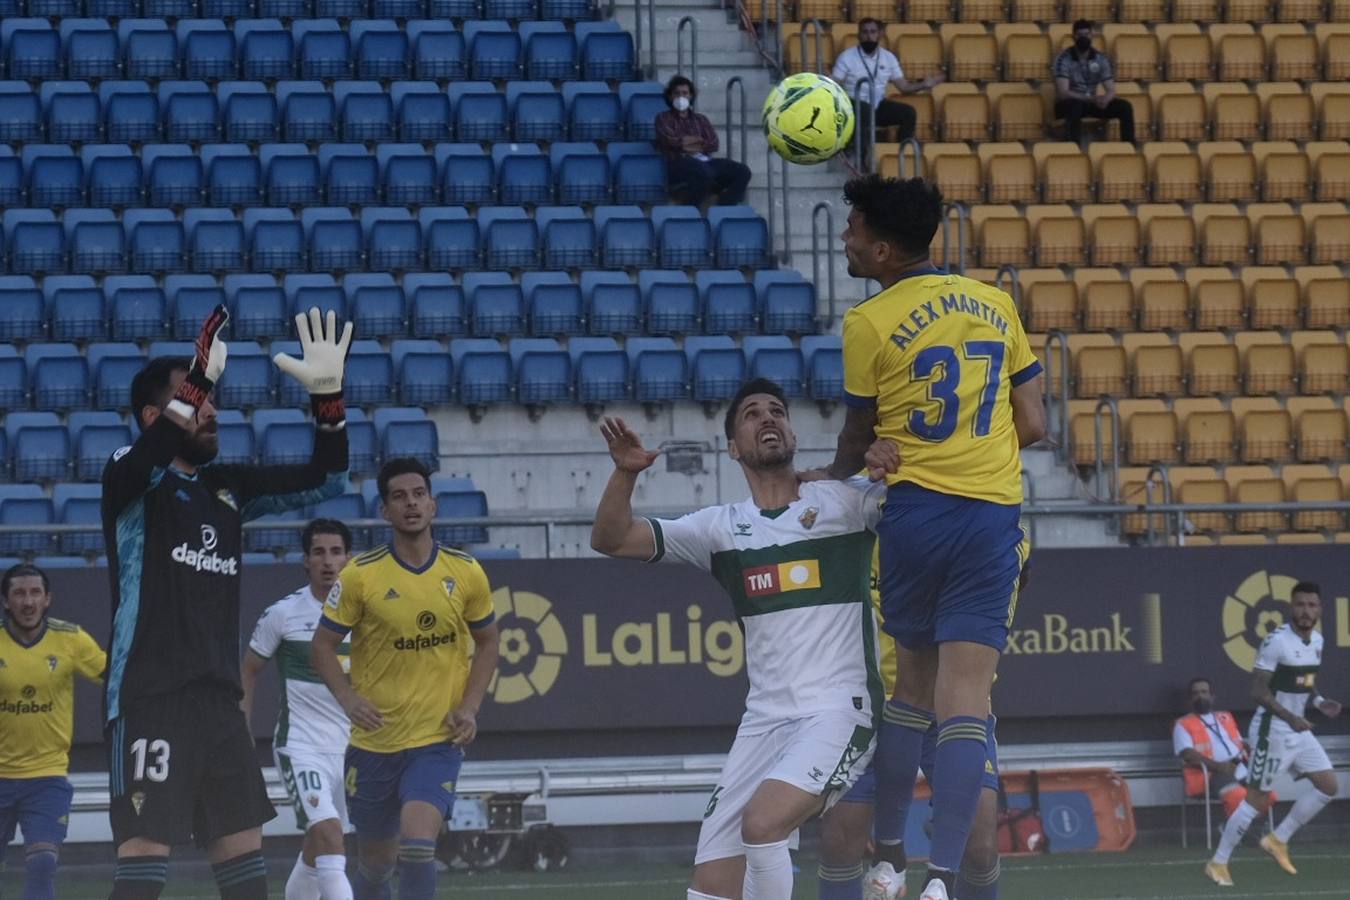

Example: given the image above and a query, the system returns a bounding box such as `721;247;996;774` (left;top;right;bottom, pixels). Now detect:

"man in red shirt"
654;75;751;209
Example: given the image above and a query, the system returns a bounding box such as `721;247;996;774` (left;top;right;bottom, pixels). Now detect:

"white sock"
687;891;733;900
742;838;793;900
1213;800;1260;864
285;853;321;900
1273;789;1333;843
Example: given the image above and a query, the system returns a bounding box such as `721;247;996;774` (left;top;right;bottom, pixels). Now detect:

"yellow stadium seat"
1240;409;1293;462
1275;0;1321;20
1064;0;1112;22
829;22;862;57
1107;28;1161;82
1112;83;1153;142
1184;409;1237;463
800;0;846;19
1086;210;1142;267
1259;83;1314;140
1214;29;1266;81
1159;27;1212;81
1200;143;1258;203
959;0;1007;22
783;24;835;74
1133;342;1185;396
1126;410;1180;465
1251;214;1305;266
972;205;1028;267
1241;340;1296;394
877;142;915;178
1118;0;1167;21
1203;84;1259;142
1298;341;1350;394
1190;273;1245;330
1313;83;1350;140
1280;461;1334;493
1150;85;1206;143
1171;0;1219;21
1233;477;1286;534
980;144;1036;202
904;0;954;23
1301;275;1350;329
1331;0;1350;20
1194;208;1249;267
1083;279;1136;331
1247;275;1301;329
1291;478;1343;531
852;0;900;20
1295;406;1348;461
1268;30;1319;81
1028;204;1086;266
1180;479;1230;533
1312;148;1350;201
929;203;972;268
1187;341;1241;395
935;85;990;141
1137;277;1190;330
1323;31;1350;80
1255;143;1311;202
1142;216;1197;268
990;87;1046;141
888;27;944;81
1086;143;1145;202
746;0;799;21
1226;0;1270;21
1074;345;1128;398
1024;280;1079;332
1071;410;1117;466
1007;0;1060;20
1301;203;1350;263
925;143;983;203
941;25;998;81
1001;31;1051;80
1144;142;1202;202
1034;143;1091;202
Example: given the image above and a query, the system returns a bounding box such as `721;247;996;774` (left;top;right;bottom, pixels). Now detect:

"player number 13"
908;341;1005;442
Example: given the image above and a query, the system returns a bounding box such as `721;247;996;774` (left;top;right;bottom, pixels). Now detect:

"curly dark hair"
842;174;944;259
664;75;697;107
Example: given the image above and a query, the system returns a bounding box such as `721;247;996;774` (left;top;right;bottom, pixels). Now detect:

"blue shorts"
842;715;1000;804
0;776;74;846
345;743;463;841
877;483;1024;651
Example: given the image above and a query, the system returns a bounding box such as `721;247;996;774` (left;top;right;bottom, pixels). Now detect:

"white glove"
273;308;353;395
204;335;228;384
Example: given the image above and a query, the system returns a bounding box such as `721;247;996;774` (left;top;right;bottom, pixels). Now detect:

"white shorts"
275;747;349;831
1247;724;1334;792
695;710;875;865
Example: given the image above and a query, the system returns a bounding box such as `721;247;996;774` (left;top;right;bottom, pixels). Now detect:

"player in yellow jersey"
311;458;499;900
0;564;106;900
811;176;1045;900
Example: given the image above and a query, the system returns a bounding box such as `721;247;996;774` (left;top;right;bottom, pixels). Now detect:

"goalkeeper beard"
180;419;221;466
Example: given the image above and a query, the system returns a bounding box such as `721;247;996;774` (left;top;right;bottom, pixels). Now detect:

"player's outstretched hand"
273;307;354;396
193;303;230;384
864;438;901;481
1317;698;1342;719
1289;715;1313;732
342;692;384;732
447;707;478;746
601;417;660;474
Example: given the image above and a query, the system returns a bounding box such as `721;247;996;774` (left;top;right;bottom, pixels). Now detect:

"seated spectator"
1174;677;1255;819
653;75;751;209
831;17;943;166
1053;19;1136;146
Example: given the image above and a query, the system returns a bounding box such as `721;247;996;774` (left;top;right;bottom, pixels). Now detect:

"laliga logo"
1222;570;1300;672
488;586;567;704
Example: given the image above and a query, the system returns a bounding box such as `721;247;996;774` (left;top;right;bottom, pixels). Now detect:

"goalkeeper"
100;307;352;900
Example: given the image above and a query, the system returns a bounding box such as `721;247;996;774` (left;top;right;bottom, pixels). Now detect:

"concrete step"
1028;513;1119;548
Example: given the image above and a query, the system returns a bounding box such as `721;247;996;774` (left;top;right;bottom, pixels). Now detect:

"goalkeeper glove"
169;304;229;418
273;307;354;430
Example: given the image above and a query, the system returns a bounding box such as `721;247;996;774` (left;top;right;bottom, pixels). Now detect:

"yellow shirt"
321;544;495;754
0;618;105;779
843;270;1041;505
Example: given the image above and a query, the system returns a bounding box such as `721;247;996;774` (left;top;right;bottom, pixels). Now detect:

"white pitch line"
449;876;690;892
1008;850;1347;872
1107;891;1347;900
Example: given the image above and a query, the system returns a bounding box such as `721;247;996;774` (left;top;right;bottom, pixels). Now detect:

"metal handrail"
676;15;699;86
765;0;784;73
645;0;657;78
1092;396;1121;502
1045;330;1071;462
852;76;876;173
936;201;968;273
763;139;790;264
995;264;1021;307
798;18;827;75
1141;463;1173;546
898;136;922;178
811;201;837;328
725;76;748;164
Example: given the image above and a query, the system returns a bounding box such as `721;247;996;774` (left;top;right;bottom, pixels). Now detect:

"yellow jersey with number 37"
843;269;1041;505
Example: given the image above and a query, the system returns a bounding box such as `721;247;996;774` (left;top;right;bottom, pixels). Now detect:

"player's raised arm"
590;417;661;560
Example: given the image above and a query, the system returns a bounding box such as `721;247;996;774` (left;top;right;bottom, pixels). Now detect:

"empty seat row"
0;79;664;145
2;19;628;83
0;0;595;24
0;141;667;210
0;205;772;277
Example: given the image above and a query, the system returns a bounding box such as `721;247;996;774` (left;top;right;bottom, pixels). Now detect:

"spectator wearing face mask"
830;18;943;165
1053;18;1135;145
653;75;752;209
1174;677;1255;820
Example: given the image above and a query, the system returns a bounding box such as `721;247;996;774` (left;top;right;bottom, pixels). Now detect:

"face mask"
859;40;878;54
1075;36;1092;51
672;96;691;112
1192;697;1212;714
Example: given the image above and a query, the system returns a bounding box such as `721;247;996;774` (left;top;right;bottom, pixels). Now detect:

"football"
762;72;856;165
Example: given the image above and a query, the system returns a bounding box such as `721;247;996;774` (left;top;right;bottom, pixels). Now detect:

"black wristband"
312;393;346;430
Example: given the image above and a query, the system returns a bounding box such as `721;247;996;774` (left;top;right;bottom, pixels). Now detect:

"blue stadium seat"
421;205;480;270
628;336;687;402
563;82;621;141
437;144;494;205
220;81;278;142
569;336;627;404
549;142;608;205
216;340;273;409
393;82;450;142
42;82;101;144
321;144;378;206
5;412;57;449
493;144;551;205
619;81;666;140
0;151;20;209
0;278;43;342
308;492;364;537
581;271;640;335
145;0;195;18
430;0;480;16
409;22;465;81
84;145;144;208
406;272;466;337
277;81;336;142
344;408;378;478
5;210;64;276
31;0;78;15
744;335;804;397
353;21;409;80
260;144;319;207
0;489;54;554
363;207;421;271
522;270;582;336
122;20;178;81
698;270;757;334
652;206;711;268
755;269;817;333
343;340;393;406
5;20;61;80
0;346;27;411
536;206;595;270
640;270;700;334
392;338;452;405
102;81;160;144
451;338;511;407
372;407;439;471
302;208;362;272
684;335;743;403
226;276;286;337
126;208;188;274
55;483;105;554
66;209;125;276
144;143;203;207
433;488;488;546
16;421;74;481
0;83;42;143
86;0;138;17
594;204;653;267
284;272;345;324
317;0;364;18
465;21;521;80
508;81;564;142
254;408;313;466
63;20;119;80
46;276;106;341
258;0;310;21
203;144;262;207
347;273;406;339
609;142;666;204
88;342;144;408
576;22;634;80
378;144;438;206
244;208;304;272
202;0;251;15
802;334;843;400
511;337;571;407
710;207;771;269
73;421;127;481
336;82;393;143
214;409;255;466
465;271;525;337
542;0;594;16
247;507;303;553
480;205;538;270
179;20;236;81
450;82;507;142
26;145;83;209
146;340;195;360
521;22;576;80
166;275;226;338
375;0;426;15
108;278;167;341
185;208;246;273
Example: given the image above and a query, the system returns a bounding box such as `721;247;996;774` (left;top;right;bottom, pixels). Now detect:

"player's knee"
1314;774;1339;797
960;829;998;874
739;807;790;845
